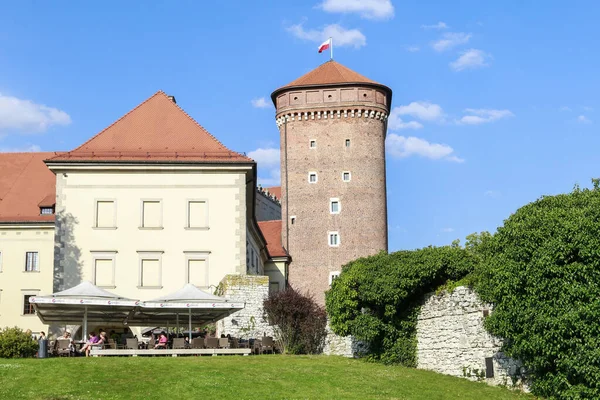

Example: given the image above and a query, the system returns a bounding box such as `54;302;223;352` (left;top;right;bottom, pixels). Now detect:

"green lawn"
0;355;534;400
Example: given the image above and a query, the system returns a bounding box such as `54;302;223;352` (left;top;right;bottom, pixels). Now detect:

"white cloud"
422;22;448;30
583;106;594;111
287;23;366;48
458;109;514;125
248;147;281;186
431;32;471;52
0;93;71;134
450;49;491;71
441;227;455;233
318;0;394;20
577;115;592;124
395;101;445;121
406;46;420;52
386;134;464;162
559;106;572;112
251;97;272;109
387;109;423;130
0;144;42;152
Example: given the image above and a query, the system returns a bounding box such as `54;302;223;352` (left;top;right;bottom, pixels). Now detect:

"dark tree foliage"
476;185;600;399
263;287;327;354
0;327;38;358
325;247;478;365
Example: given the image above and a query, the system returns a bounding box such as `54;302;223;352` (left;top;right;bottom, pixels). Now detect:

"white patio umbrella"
30;281;139;340
139;284;244;342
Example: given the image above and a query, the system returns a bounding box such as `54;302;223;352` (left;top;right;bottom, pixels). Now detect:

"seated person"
79;332;99;357
154;332;168;349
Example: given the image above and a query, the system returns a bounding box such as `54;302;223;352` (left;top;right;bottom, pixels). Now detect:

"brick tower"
271;60;392;304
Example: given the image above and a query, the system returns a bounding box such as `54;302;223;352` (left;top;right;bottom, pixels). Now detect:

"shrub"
263;287;327;354
476;184;600;399
326;247;478;366
0;327;38;358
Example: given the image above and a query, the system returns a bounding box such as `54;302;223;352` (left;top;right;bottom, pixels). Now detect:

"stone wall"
322;324;367;357
216;274;272;339
416;286;527;389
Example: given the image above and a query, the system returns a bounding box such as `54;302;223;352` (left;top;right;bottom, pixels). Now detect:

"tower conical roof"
271;60;391;103
281;60;379;88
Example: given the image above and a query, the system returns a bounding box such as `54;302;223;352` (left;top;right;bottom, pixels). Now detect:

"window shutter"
141;259;160;287
95;259;113;286
96;201;115;227
188;201;207;228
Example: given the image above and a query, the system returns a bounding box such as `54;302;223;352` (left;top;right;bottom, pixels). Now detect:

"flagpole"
330;37;333;60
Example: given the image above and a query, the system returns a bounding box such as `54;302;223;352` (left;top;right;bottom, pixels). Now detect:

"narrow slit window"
328;232;340;247
330;199;340;214
310;140;316;149
342;172;351;182
345;139;351;147
308;172;318;183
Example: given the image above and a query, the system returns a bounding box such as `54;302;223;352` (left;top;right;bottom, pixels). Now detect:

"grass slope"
0;356;534;400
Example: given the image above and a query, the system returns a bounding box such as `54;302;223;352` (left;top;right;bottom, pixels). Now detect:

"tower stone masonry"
271;60;392;304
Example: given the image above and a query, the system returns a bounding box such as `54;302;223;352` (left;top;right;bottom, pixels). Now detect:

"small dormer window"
40;207;54;215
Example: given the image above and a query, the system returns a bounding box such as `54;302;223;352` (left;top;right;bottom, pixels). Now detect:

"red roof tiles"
266;186;281;200
0;153;56;223
277;60;379;90
48;91;251;163
258;220;287;258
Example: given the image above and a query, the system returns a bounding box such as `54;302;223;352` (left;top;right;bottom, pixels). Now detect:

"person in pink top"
79;332;98;356
154;332;168;349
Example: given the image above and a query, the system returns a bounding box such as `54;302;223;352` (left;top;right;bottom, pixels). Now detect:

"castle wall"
255;189;281;222
275;85;389;305
417;286;527;390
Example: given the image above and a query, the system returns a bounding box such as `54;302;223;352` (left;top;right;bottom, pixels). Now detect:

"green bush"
263;287;327;354
476;184;600;399
0;327;38;358
326;247;478;365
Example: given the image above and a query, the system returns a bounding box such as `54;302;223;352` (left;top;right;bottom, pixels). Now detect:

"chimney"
167;95;177;104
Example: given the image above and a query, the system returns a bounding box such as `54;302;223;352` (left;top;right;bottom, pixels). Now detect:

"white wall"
0;225;53;335
53;167;251;302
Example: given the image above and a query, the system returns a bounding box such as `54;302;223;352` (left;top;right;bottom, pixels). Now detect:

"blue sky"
1;1;598;251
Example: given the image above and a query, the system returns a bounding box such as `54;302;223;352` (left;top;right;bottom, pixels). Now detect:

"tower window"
328;232;340;247
290;216;296;225
310;140;316;149
329;271;341;285
345;139;351;147
330;198;340;214
308;172;318;183
342;172;351;182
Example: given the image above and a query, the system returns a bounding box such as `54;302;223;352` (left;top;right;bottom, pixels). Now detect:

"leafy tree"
326;247;478;365
476;184;600;399
0;327;38;358
263;287;327;354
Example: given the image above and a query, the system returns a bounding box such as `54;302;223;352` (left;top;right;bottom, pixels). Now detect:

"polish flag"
318;38;331;53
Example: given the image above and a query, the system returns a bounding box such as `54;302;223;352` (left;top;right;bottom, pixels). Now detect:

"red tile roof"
0;153;56;223
258;220;287;258
277;60;379;90
266;186;281;200
48;91;252;163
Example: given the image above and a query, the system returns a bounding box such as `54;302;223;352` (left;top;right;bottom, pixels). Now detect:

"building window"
345;139;351;147
328;232;340;247
138;252;163;288
141;200;162;228
95;200;116;228
329;271;341;285
25;252;39;272
330;198;340;214
185;252;209;288
290;216;296;225
342;171;351;182
91;252;116;288
40;207;54;215
187;200;208;228
23;295;35;315
308;172;318;183
310;140;316;149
